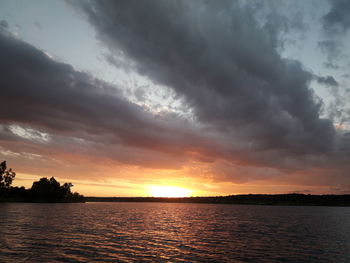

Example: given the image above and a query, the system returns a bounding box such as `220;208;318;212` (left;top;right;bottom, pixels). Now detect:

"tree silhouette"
0;161;16;188
0;161;83;202
61;182;73;198
30;177;83;202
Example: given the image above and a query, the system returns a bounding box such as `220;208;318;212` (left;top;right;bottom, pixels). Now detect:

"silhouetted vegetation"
0;161;16;188
0;161;84;203
29;177;84;202
85;194;350;207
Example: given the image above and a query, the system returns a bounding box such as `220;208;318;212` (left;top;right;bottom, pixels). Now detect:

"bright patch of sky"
8;125;50;143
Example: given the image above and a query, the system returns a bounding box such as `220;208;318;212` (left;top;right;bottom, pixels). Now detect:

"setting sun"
148;185;192;197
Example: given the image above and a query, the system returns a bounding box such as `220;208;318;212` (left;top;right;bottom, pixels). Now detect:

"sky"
0;0;350;197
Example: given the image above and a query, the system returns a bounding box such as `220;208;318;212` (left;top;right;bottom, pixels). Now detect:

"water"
0;202;349;262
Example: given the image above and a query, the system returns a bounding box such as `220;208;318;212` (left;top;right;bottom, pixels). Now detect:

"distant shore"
85;194;350;207
2;194;350;206
0;197;85;203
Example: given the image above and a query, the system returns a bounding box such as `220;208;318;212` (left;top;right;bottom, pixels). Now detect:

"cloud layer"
76;0;335;156
0;27;224;169
1;0;349;194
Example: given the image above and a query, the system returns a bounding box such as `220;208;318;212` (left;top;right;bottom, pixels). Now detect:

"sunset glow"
148;185;192;197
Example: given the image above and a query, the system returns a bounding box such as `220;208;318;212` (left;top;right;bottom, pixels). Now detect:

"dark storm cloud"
75;0;335;155
0;28;218;165
323;0;350;33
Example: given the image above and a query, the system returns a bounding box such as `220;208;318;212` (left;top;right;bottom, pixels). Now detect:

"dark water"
0;203;349;263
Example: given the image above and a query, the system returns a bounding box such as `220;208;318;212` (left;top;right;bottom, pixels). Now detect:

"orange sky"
8;156;349;197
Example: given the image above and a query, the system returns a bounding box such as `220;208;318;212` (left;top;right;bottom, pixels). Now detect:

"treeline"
85;194;350;206
0;161;84;203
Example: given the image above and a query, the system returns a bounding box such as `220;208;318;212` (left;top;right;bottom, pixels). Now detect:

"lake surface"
0;202;349;262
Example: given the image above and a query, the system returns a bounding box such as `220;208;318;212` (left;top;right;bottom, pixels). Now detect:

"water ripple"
0;203;350;262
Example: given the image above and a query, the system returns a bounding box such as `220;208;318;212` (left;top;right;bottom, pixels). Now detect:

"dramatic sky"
1;0;350;196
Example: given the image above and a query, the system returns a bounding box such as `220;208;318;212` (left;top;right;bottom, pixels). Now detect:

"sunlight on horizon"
148;185;192;197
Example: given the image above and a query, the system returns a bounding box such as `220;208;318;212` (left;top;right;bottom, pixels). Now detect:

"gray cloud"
75;0;335;156
316;75;339;87
319;1;350;69
323;0;350;33
319;1;350;126
0;28;220;168
318;40;341;57
134;87;146;102
318;40;343;67
0;20;8;29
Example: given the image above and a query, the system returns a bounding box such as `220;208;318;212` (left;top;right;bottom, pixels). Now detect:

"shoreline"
85;194;350;207
2;194;349;206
